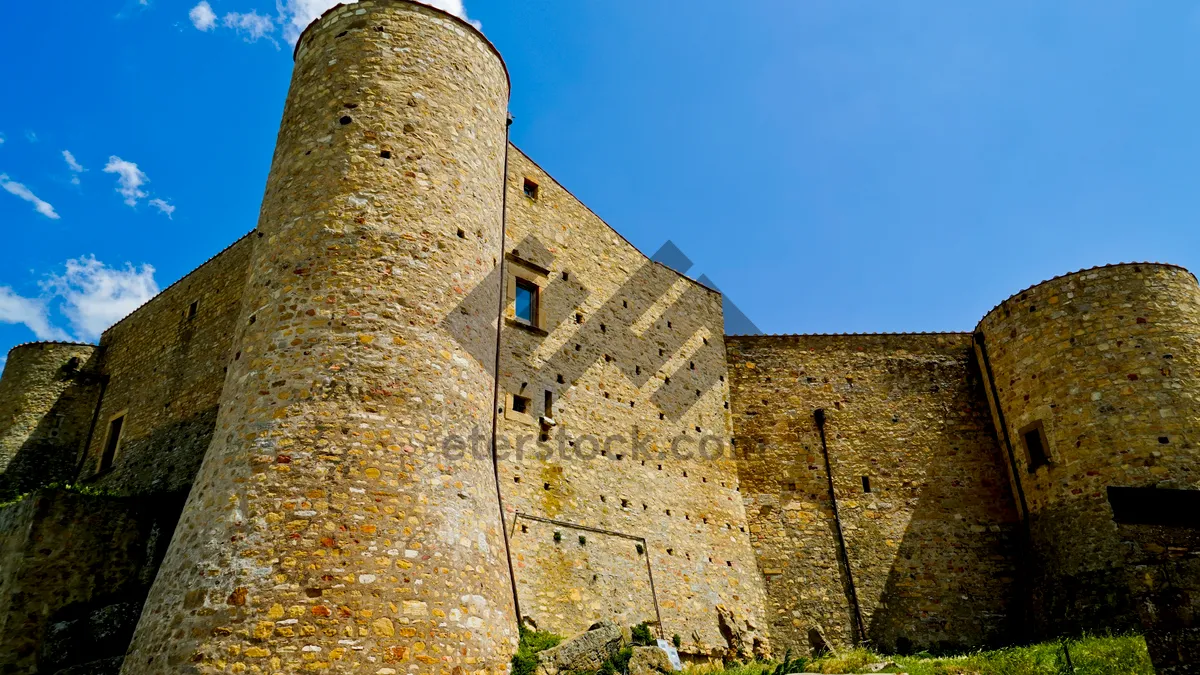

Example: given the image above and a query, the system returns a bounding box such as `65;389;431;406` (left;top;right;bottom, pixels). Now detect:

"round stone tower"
974;263;1200;636
0;342;97;496
122;2;515;672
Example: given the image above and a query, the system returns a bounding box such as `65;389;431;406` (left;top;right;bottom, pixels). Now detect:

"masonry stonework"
975;263;1200;649
0;2;1197;673
727;334;1021;655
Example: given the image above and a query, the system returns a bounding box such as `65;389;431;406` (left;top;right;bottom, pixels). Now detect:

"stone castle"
0;2;1197;673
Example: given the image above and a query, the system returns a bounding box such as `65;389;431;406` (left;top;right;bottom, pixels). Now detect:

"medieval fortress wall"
0;2;1198;672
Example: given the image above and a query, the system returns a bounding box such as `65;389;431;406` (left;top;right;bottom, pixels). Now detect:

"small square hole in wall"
523;178;539;200
659;413;665;420
521;524;528;533
557;374;564;384
544;482;551;490
575;313;583;324
562;271;569;282
514;476;521;483
623;300;628;308
457;228;465;238
862;476;871;493
621;499;629;508
511;395;530;415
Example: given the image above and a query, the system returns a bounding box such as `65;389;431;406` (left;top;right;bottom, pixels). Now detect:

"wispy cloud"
24;131;37;143
0;133;5;145
102;156;176;217
63;150;85;185
0;256;161;342
103;156;149;207
41;256;159;340
149;197;176;218
224;10;276;43
0;174;60;220
189;1;217;30
0;287;70;341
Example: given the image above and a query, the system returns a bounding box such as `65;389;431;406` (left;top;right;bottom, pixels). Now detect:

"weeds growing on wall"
0;482;122;508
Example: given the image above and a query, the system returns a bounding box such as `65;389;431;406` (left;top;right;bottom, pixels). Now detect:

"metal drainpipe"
490;113;523;628
815;408;866;645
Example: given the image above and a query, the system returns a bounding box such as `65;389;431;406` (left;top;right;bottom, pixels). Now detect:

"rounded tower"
122;2;515;672
0;342;97;496
974;263;1200;636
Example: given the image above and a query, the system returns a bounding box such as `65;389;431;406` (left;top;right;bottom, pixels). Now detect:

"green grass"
511;626;563;675
686;634;1152;675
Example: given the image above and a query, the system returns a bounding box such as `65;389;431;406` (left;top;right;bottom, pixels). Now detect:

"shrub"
673;633;682;649
511;625;562;675
631;622;656;647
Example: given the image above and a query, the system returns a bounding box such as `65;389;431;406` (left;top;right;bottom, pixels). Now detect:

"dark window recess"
515;278;538;324
1108;487;1200;528
862;476;871;493
544;390;553;417
100;415;124;473
575;313;583;324
187;301;198;319
1021;421;1051;470
456;228;465;239
523;178;539;200
557;374;565;384
511;395;530;415
562;271;569;281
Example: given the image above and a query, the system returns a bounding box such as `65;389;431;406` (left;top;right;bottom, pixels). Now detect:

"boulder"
535;621;626;675
628;646;673;675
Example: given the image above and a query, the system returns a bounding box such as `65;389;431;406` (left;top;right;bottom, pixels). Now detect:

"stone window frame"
98;409;128;474
1019;419;1053;472
505;392;536;426
504;254;548;335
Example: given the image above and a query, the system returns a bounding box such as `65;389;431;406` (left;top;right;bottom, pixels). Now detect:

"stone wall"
495;148;768;654
0;488;186;675
0;342;100;498
727;333;1020;656
79;233;254;495
975;263;1200;639
123;3;518;672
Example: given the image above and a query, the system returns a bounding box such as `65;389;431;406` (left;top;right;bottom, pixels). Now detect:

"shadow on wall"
859;355;1027;653
0;349;103;502
0;488;188;674
81;405;221;495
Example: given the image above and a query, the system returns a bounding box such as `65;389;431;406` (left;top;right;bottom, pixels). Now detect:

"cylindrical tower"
974;263;1200;636
123;2;514;672
0;342;98;497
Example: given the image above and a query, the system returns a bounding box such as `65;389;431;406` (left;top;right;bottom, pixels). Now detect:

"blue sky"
2;1;1199;360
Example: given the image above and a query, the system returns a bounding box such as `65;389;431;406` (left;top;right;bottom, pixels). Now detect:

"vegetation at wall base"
512;626;563;675
686;634;1152;675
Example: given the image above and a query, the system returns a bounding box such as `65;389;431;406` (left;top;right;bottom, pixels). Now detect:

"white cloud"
224;10;276;43
63;150;85;185
0;134;5;145
0;174;60;220
277;0;477;44
103;156;149;207
190;1;217;30
148;197;176;218
41;256;160;341
24;131;37;143
0;288;70;341
62;150;84;173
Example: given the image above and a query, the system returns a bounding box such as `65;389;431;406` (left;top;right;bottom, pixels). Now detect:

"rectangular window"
187;300;198;319
523;178;539;200
1021;421;1051;470
515;278;538;325
862;476;871;493
100;415;125;473
544;390;553;417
